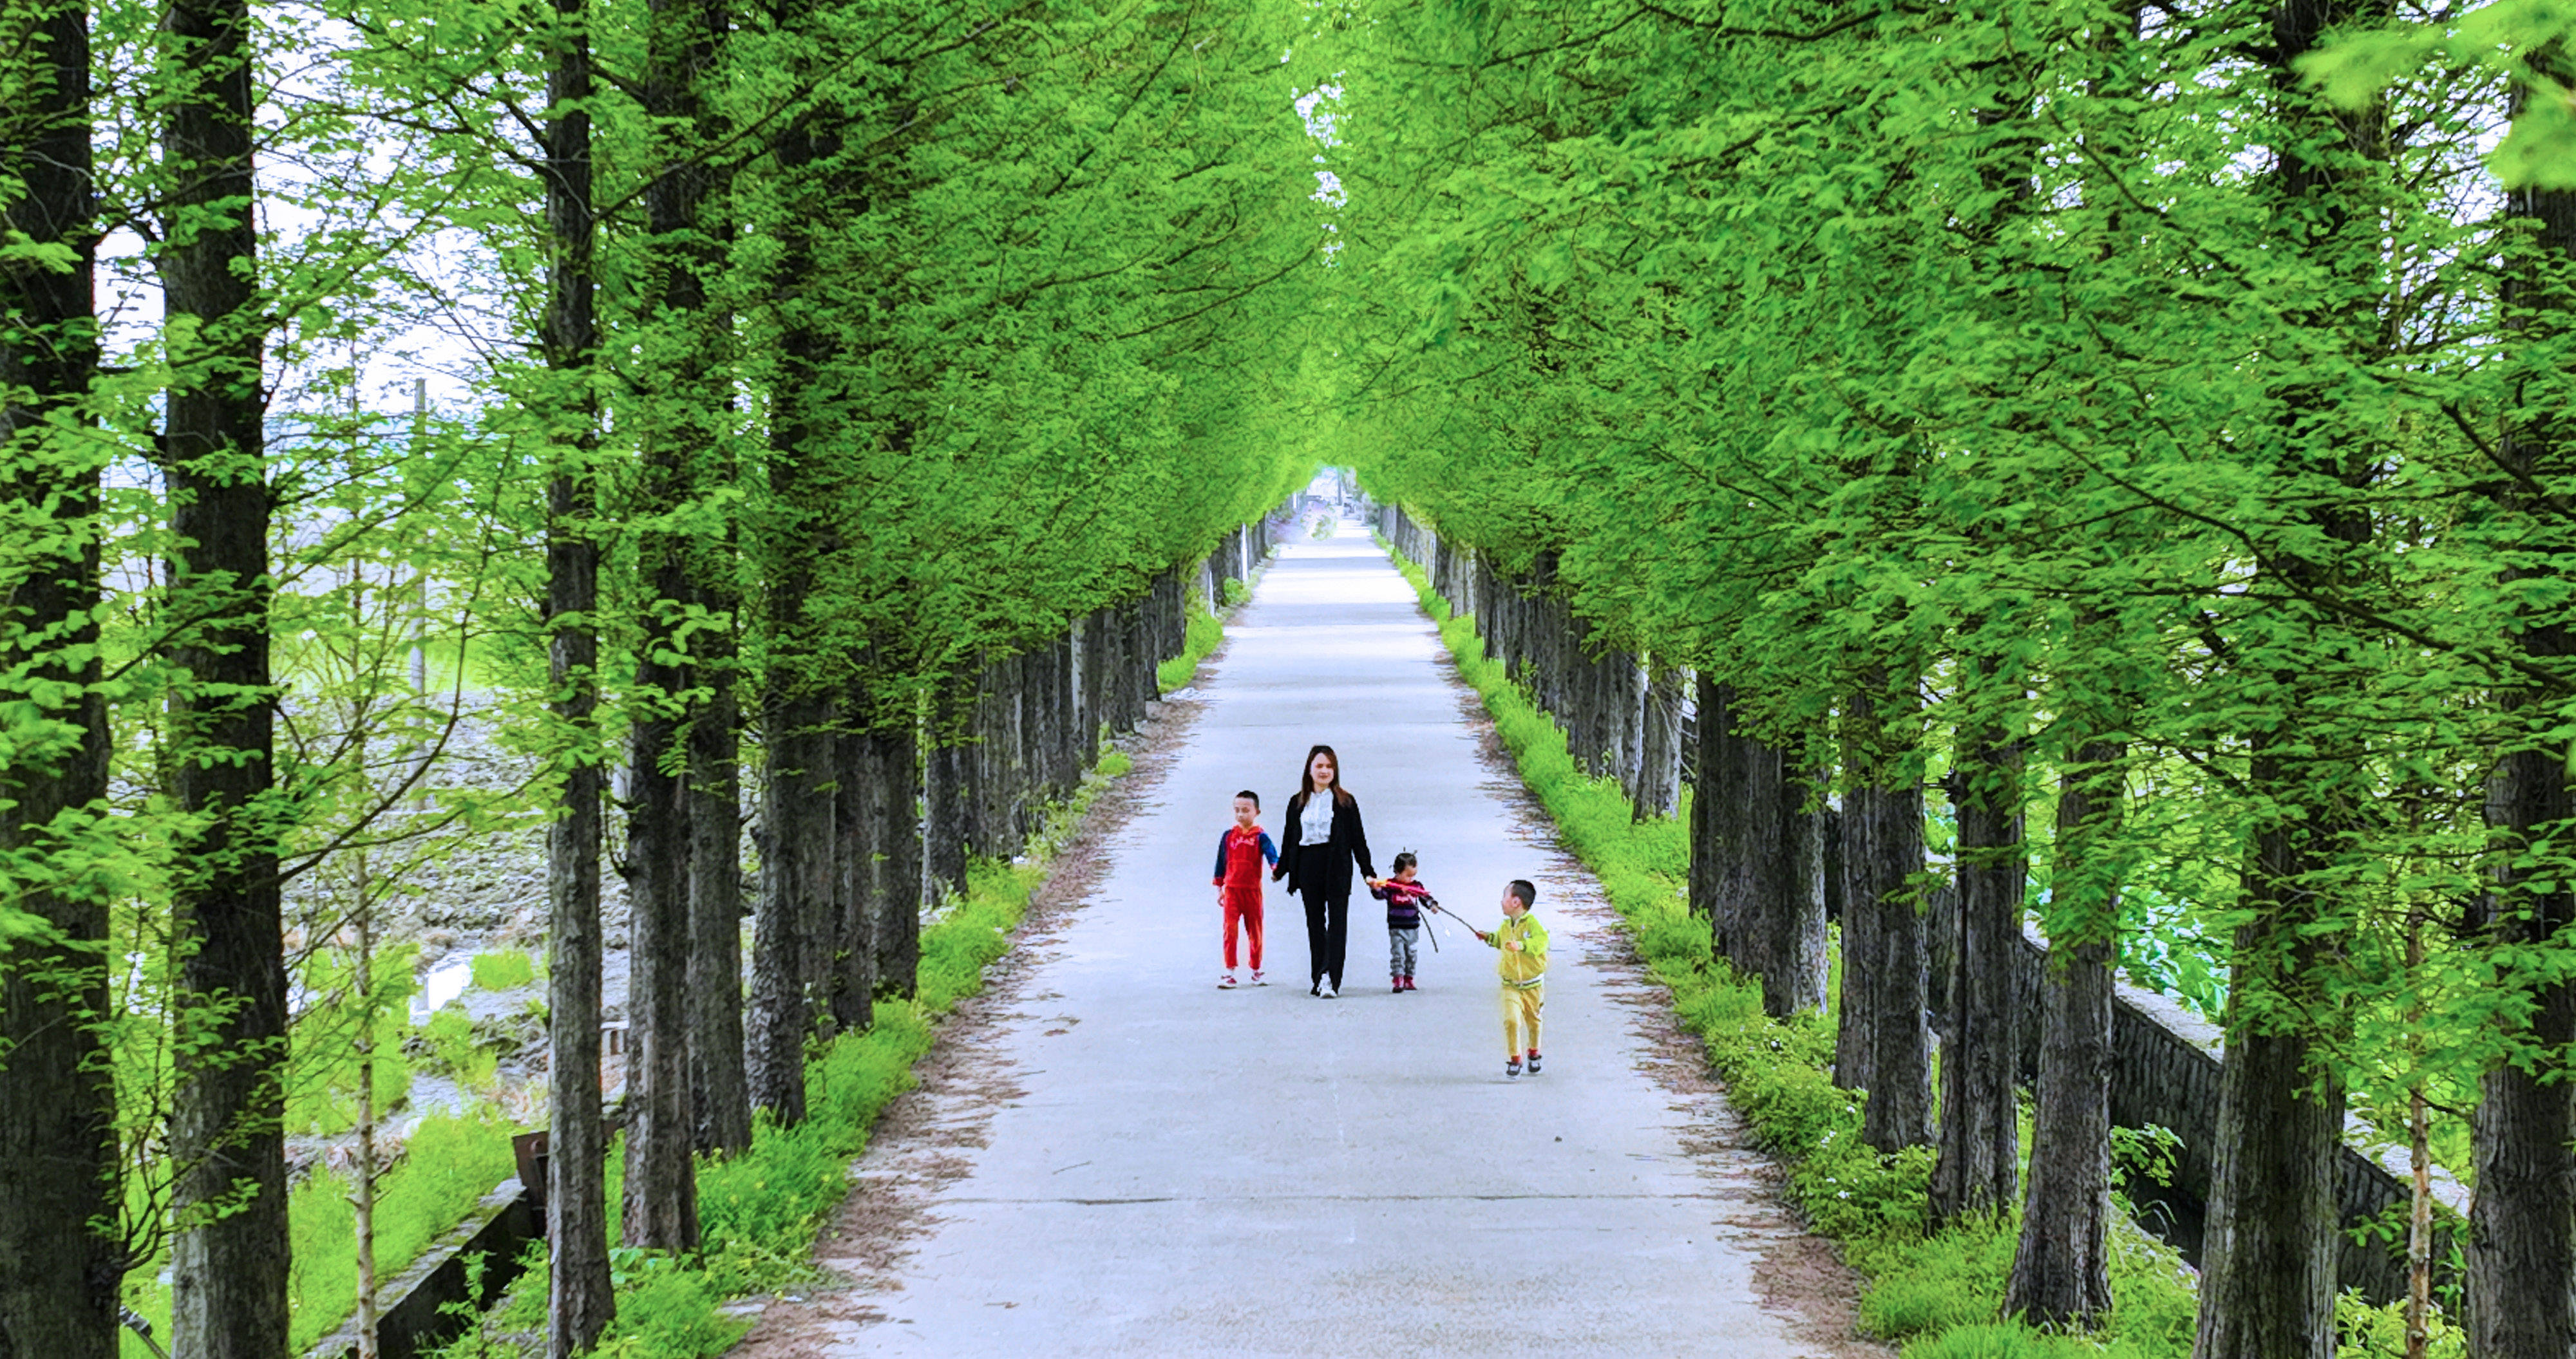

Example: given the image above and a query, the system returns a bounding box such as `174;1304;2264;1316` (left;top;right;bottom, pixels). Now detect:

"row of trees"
1327;1;2576;1356
0;0;1325;1354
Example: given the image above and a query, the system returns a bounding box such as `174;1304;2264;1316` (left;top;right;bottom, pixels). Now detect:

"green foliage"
1316;3;2572;1340
2306;3;2576;188
24;0;1325;1335
283;941;419;1136
2334;1289;2469;1358
466;949;538;993
593;1266;747;1358
1903;1322;2163;1359
1220;577;1251;608
416;1005;498;1092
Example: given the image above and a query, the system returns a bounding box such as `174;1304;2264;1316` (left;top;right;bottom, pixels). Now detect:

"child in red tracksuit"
1212;789;1280;988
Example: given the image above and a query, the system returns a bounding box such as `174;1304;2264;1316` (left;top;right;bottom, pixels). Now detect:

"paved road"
824;523;1827;1356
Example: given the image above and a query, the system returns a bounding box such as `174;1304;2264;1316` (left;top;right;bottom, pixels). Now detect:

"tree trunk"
1686;671;1718;930
1710;681;1810;997
875;721;923;998
687;639;750;1156
2005;736;2121;1327
1121;593;1151;730
1768;770;1830;1020
923;697;970;905
1057;623;1083;791
621;670;697;1250
2193;894;2345;1359
1845;684;1929;1152
1077;608;1104;754
160;0;289;1346
974;658;1012;856
1930;713;2023;1228
1634;662;1681;821
830;721;879;1033
749;693;831;1126
1616;651;1645;796
2006;8;2132;1322
958;661;991;858
1011;650;1036;841
352;848;380;1359
1701;679;1752;970
538;0;612;1336
0;1;117;1345
746;67;839;1110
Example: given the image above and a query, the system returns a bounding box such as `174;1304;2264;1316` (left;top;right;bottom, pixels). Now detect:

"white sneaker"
1219;971;1238;989
1250;970;1267;986
1320;980;1338;998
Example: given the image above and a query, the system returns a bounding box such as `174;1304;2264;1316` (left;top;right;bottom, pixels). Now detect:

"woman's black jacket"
1273;789;1377;899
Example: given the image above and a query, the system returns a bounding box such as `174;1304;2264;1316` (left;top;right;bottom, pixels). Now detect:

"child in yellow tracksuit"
1478;879;1548;1079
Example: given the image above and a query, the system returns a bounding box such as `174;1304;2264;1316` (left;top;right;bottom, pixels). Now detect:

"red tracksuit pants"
1222;888;1265;971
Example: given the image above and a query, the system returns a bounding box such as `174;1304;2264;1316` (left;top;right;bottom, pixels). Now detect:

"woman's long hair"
1298;743;1354;807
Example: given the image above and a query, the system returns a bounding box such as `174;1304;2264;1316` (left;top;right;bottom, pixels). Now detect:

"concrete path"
815;522;1842;1356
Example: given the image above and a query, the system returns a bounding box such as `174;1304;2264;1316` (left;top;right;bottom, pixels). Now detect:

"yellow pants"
1501;982;1544;1056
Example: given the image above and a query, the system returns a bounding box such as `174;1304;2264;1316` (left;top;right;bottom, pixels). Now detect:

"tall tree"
0;0;118;1351
2465;68;2576;1359
160;0;288;1344
537;0;614;1336
620;0;726;1252
2193;3;2392;1353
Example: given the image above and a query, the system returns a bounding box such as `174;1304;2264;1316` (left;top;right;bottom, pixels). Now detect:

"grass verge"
1376;539;2452;1359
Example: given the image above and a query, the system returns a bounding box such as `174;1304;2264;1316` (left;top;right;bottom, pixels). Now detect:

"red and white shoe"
1249;970;1267;986
1218;971;1238;989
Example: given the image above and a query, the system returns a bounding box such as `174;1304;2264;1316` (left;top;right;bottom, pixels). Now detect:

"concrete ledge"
301;1177;538;1359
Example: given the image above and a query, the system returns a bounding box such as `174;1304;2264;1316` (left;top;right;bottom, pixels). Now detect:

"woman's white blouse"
1300;791;1333;846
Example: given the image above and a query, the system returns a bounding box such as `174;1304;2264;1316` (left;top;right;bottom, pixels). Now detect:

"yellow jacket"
1486;912;1548;987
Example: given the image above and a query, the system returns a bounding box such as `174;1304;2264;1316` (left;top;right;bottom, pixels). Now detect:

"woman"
1273;744;1380;998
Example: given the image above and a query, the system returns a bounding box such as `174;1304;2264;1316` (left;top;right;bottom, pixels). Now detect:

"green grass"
468;949;539;993
1158;606;1225;695
1379;538;2465;1359
418;1005;500;1091
120;1106;522;1359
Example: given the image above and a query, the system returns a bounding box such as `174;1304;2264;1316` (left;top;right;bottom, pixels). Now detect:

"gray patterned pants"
1388;927;1419;978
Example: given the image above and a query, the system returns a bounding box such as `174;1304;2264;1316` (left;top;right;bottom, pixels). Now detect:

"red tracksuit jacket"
1213;825;1280;899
